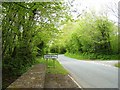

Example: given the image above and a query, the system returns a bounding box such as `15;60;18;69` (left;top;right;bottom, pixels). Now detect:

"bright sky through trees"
66;0;119;23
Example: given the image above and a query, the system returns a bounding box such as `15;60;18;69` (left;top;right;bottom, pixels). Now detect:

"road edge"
68;74;82;88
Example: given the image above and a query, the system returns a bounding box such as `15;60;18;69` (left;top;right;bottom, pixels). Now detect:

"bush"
50;45;59;53
50;45;67;54
59;46;66;54
65;52;119;60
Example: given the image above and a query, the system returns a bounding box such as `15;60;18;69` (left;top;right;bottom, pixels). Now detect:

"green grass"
65;52;119;60
36;57;68;75
115;63;120;68
65;53;90;60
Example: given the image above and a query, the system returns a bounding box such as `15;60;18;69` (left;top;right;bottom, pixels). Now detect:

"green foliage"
66;32;82;53
50;12;119;60
2;2;69;89
49;21;77;54
59;46;66;54
65;52;118;60
64;13;119;57
115;63;120;68
50;44;59;53
49;44;66;54
36;57;68;75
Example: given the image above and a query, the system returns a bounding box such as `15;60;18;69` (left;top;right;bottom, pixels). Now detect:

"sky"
66;0;119;24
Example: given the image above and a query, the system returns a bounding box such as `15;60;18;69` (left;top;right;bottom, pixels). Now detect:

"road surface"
57;55;119;88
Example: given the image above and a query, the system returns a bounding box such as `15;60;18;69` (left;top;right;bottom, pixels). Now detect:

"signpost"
44;54;58;59
44;54;58;68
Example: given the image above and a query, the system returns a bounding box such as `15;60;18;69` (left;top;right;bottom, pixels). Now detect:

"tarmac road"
58;55;119;88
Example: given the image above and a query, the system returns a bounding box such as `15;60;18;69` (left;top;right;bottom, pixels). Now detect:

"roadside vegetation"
50;13;119;60
2;1;119;89
65;52;118;60
115;63;120;68
2;2;69;89
36;57;68;75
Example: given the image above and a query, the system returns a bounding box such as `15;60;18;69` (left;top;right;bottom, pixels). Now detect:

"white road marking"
68;74;82;88
86;61;118;68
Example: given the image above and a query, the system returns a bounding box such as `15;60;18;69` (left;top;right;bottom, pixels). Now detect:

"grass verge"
3;56;68;89
36;57;68;75
65;52;119;60
115;63;120;68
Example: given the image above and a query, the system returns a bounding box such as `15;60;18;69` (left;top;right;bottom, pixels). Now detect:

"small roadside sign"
44;54;58;68
44;54;58;59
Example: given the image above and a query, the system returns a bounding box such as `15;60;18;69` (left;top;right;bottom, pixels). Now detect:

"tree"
2;1;69;88
60;12;118;55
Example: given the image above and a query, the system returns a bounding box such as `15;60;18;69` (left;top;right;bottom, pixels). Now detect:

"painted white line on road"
58;59;82;88
68;74;82;88
87;61;118;69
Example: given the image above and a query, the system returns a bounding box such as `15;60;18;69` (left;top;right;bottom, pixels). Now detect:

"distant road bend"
58;55;119;88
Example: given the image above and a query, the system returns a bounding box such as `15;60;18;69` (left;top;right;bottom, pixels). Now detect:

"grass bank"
65;52;119;60
115;63;120;68
36;57;68;75
3;56;68;89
